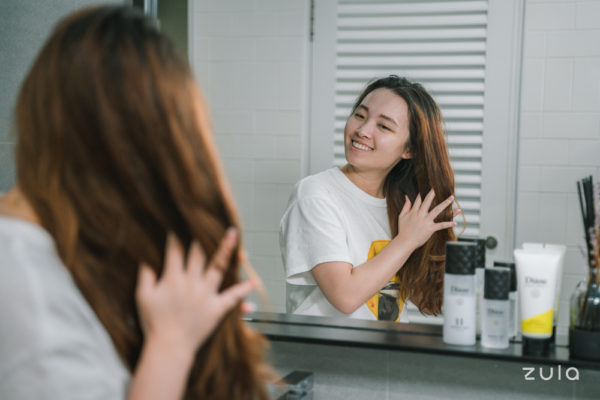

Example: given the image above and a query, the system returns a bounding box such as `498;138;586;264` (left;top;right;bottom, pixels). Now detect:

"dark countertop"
245;312;600;370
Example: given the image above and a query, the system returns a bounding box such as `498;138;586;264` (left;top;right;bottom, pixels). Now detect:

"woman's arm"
311;190;456;314
128;229;255;400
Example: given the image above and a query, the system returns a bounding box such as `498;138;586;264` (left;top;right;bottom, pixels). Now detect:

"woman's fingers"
420;189;436;215
136;263;157;303
453;208;462;218
434;220;457;231
240;301;257;315
399;195;412;217
204;228;238;288
163;233;185;280
186;240;205;278
217;279;256;313
428;195;455;219
413;193;422;211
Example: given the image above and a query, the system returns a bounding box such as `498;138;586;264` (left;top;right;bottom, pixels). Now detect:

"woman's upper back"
0;216;129;399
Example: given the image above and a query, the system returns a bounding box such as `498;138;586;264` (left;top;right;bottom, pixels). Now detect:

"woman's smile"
351;140;374;152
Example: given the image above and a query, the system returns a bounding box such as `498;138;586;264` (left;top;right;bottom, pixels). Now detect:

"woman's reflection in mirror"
280;76;461;322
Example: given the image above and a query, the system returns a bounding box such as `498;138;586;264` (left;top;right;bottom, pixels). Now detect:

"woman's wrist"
128;333;196;400
143;332;197;368
390;233;418;255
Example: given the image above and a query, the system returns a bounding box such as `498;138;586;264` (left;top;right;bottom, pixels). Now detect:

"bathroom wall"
516;0;600;342
190;0;310;312
0;0;124;191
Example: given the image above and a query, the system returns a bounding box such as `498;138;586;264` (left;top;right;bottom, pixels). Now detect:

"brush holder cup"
569;268;600;361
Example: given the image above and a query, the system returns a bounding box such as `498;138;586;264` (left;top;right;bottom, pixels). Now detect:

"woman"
0;6;272;400
280;76;459;321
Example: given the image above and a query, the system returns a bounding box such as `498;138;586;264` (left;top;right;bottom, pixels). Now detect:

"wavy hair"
351;76;458;315
16;6;272;399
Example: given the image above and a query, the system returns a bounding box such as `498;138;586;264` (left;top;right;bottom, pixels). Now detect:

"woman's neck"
340;164;387;198
0;186;41;225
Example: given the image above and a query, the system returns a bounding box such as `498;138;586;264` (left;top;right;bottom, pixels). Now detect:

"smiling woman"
280;75;460;322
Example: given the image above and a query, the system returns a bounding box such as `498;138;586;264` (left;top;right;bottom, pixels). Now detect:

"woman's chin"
346;150;371;166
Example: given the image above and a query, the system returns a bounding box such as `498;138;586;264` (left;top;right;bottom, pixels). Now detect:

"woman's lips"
351;140;373;151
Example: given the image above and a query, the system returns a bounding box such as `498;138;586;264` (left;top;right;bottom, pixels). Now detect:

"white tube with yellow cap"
522;243;566;342
514;246;562;355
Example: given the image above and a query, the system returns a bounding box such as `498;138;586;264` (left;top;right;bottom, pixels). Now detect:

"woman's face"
344;88;412;174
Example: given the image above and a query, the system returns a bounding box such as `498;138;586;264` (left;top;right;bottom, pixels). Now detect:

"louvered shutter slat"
338;15;487;28
337;42;486;54
338;81;485;93
338;28;487;40
337;69;486;80
338;1;488;15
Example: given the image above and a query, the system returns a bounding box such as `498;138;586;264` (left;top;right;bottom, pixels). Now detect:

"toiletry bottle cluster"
442;238;566;355
442;240;515;348
443;239;515;348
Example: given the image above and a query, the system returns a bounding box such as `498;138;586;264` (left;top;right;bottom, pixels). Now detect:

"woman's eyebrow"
380;114;398;127
357;104;398;127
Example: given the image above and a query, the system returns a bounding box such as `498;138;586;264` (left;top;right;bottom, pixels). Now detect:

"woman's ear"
401;148;412;160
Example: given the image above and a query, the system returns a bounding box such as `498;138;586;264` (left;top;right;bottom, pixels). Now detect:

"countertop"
245;312;600;370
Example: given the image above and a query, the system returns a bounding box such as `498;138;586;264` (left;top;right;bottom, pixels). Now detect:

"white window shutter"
332;0;489;237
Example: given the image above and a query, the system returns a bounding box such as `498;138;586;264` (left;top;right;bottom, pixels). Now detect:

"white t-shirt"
0;216;130;399
279;167;408;322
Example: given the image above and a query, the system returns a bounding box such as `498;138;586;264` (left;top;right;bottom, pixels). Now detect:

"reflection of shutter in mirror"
333;0;489;237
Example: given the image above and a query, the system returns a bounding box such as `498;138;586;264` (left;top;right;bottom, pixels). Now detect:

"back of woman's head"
16;6;270;399
352;76;456;314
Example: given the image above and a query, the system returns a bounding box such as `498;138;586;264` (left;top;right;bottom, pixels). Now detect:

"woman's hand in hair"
135;229;256;356
395;190;456;251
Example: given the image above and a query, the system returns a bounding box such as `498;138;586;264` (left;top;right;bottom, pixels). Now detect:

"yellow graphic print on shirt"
365;240;404;321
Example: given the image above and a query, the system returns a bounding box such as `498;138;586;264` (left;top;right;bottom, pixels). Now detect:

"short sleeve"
280;196;352;285
0;243;129;400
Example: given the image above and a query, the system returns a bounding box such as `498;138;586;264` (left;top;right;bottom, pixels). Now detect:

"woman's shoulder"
0;219;61;368
0;217;83;326
0;217;63;309
0;217;130;390
292;167;341;200
0;217;55;267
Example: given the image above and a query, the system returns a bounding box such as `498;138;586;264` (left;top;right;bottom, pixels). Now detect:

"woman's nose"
356;122;372;138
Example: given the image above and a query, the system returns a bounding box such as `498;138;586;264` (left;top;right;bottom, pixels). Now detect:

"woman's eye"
379;124;391;131
354;113;365;120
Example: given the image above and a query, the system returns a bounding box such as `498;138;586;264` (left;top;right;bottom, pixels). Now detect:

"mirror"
188;0;527;327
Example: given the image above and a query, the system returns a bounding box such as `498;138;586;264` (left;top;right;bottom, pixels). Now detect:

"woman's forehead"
360;88;409;125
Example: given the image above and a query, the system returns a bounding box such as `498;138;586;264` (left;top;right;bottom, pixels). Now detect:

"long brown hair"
16;6;272;399
351;76;456;315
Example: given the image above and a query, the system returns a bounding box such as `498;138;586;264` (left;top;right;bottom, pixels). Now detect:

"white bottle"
494;261;518;339
443;241;478;346
482;267;511;349
458;237;486;335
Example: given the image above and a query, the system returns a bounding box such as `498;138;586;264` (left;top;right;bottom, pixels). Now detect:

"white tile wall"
521;58;545;111
516;0;600;341
527;2;576;30
190;0;309;312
